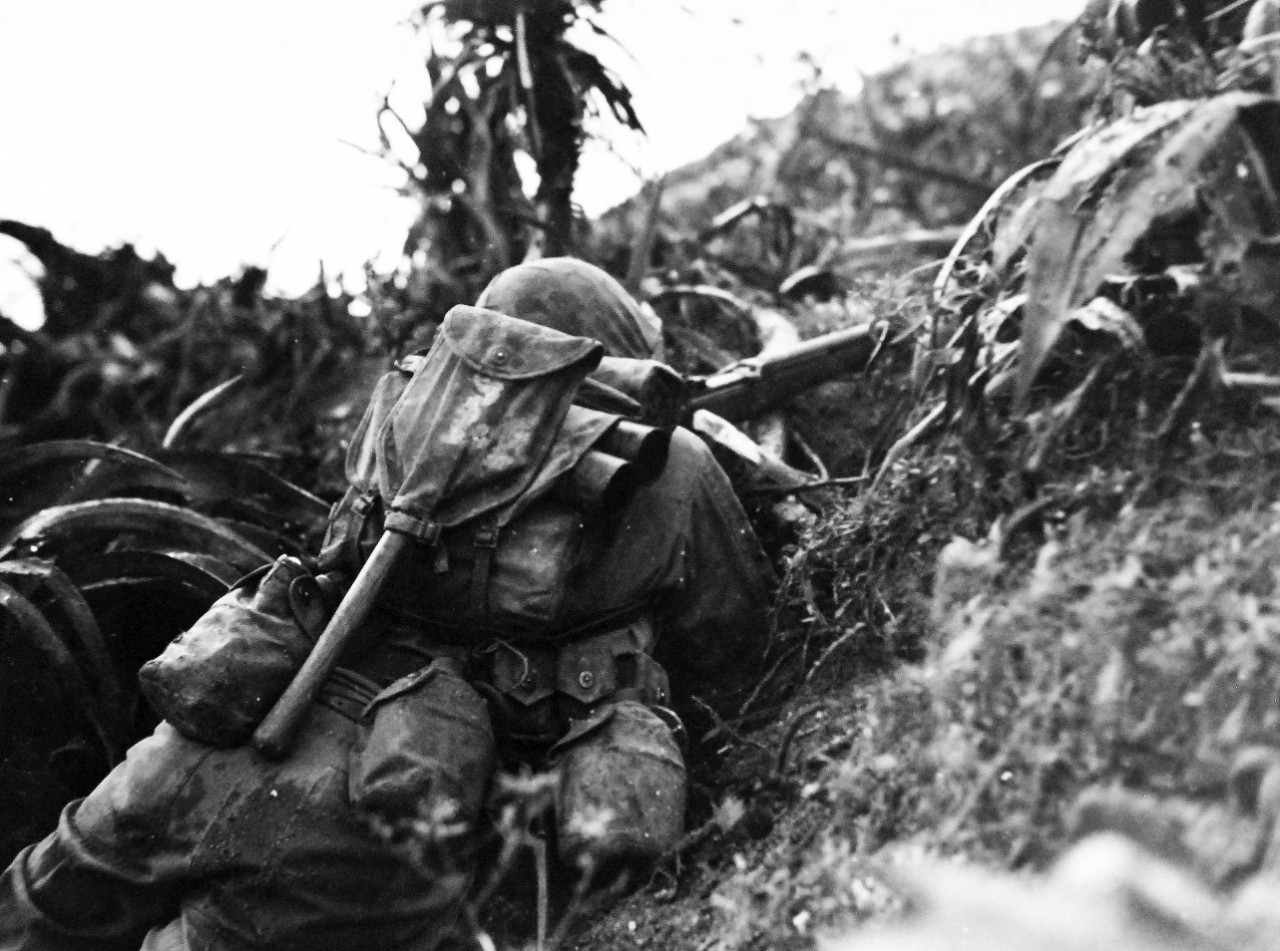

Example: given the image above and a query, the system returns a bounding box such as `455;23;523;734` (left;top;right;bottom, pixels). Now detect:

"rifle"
684;322;884;423
578;321;888;429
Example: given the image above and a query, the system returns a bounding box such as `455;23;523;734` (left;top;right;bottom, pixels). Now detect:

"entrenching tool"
252;306;606;759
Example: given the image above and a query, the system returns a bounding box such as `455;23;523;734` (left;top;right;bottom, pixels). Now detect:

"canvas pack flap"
348;306;605;538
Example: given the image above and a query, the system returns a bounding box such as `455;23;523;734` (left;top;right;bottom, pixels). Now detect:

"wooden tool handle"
252;530;409;759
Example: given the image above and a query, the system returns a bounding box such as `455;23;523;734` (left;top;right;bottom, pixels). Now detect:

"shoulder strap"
346;491;380;572
468;515;500;616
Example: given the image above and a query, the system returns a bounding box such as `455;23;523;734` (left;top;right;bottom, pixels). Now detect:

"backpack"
318;313;675;642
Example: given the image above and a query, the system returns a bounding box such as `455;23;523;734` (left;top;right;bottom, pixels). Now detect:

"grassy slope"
567;20;1280;948
566;273;1280;949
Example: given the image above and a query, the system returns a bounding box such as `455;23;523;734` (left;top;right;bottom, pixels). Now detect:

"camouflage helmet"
475;257;663;360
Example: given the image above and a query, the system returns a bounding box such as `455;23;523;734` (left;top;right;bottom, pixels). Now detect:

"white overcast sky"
0;0;1084;319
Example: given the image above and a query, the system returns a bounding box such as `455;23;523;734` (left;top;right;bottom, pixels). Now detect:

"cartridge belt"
317;667;381;723
484;633;663;707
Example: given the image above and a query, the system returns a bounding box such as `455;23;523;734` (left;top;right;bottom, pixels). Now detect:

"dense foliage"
592;23;1097;286
386;0;641;310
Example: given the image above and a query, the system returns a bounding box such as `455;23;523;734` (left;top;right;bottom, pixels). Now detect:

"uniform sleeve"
653;429;778;713
0;807;172;951
0;725;205;951
561;428;777;716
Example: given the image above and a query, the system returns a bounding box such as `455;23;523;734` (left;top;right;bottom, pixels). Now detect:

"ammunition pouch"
475;616;686;874
480;619;670;747
138;556;344;747
552;699;686;875
349;658;495;837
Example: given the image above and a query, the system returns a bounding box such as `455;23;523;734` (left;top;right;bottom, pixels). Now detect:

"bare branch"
804;125;998;197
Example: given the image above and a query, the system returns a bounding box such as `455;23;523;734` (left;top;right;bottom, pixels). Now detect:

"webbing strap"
469;517;500;616
346;491;378;571
383;510;443;545
317;666;381;723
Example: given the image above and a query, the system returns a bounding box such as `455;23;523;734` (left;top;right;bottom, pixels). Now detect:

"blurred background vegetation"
0;10;1099;481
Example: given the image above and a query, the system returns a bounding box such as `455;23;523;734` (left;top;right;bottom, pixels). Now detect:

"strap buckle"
384;510;444;545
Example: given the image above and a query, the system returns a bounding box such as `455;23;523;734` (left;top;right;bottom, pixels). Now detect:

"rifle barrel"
686;323;880;422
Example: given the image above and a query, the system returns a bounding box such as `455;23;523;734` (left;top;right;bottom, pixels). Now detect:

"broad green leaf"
1018;93;1278;407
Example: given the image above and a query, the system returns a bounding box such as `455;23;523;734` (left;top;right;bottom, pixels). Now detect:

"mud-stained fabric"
137;557;336;748
0;266;774;949
376;496;589;639
356;426;775;710
0;707;468;951
563;427;776;711
352;305;603;534
349;659;495;832
475;258;663;360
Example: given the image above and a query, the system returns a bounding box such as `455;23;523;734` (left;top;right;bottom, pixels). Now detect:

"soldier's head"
475;257;662;360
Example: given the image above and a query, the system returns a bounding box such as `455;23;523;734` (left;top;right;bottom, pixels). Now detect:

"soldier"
0;258;775;949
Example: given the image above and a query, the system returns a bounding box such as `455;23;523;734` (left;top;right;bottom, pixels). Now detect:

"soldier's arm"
652;429;778;715
0;724;206;950
558;427;777;717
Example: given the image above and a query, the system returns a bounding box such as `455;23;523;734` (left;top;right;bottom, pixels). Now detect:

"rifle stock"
684;323;881;423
